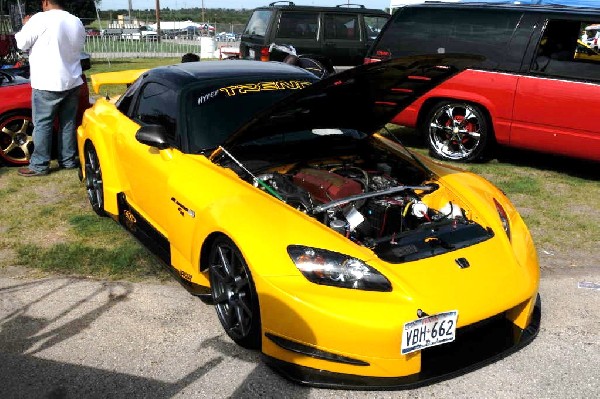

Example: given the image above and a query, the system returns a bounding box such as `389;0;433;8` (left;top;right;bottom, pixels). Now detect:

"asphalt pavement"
0;265;598;399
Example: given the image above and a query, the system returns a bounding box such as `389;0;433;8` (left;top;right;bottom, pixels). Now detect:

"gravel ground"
0;264;598;399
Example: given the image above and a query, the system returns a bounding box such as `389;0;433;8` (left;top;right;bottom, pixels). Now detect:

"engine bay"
218;136;493;263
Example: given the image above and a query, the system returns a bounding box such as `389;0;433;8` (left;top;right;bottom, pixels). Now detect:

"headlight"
493;198;511;241
287;245;392;292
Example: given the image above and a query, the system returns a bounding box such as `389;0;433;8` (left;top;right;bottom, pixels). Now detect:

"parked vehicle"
101;28;122;39
121;26;158;41
576;39;600;61
0;55;91;166
584;23;600;49
365;2;600;163
240;1;389;73
216;32;237;42
79;56;540;388
85;28;101;37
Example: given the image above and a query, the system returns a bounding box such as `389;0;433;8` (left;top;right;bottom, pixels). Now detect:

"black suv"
239;1;389;73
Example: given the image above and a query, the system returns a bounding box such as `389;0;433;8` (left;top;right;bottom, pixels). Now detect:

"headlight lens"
493;198;511;241
287;245;392;292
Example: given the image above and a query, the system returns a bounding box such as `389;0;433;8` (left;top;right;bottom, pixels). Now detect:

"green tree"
17;0;98;22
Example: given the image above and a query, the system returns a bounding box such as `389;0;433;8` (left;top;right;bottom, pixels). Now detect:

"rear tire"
83;142;105;216
424;101;491;162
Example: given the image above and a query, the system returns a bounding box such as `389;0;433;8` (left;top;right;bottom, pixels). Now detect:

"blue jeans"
29;85;81;173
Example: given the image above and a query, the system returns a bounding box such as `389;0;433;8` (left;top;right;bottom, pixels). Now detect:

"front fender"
164;156;376;279
77;99;130;216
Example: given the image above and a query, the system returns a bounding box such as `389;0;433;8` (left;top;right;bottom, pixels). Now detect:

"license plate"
249;49;255;59
401;310;458;355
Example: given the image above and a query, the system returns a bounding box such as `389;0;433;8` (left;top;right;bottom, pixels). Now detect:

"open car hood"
222;54;484;149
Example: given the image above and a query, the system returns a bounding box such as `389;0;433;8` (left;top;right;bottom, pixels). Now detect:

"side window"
243;10;271;36
116;77;144;115
134;82;178;144
324;14;359;40
532;19;600;82
276;12;319;39
377;8;519;64
364;15;389;40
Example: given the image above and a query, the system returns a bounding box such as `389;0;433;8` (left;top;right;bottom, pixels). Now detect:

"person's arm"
14;14;39;52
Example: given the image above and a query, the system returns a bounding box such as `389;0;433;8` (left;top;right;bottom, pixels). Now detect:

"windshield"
183;78;314;153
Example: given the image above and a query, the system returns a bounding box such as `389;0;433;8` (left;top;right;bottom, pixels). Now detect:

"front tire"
424;101;491;162
84;142;105;216
209;237;261;349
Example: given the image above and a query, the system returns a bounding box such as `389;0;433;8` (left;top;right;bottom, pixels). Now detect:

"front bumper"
262;294;541;390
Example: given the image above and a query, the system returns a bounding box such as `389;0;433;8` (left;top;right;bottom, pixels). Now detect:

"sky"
97;0;393;11
96;0;600;11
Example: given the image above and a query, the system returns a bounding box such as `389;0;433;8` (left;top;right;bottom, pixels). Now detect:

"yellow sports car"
78;56;540;389
575;39;600;62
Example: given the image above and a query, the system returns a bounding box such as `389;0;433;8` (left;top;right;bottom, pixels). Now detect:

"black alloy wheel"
424;101;491;162
84;142;105;216
209;236;261;349
0;111;34;165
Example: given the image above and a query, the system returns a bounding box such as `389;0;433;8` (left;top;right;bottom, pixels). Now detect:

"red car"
365;3;600;163
86;28;101;37
0;62;90;166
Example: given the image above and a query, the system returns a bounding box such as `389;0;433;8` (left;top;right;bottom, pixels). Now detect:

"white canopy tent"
148;20;214;32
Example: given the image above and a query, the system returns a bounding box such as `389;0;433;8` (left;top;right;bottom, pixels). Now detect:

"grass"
1;59;597;280
0;164;169;281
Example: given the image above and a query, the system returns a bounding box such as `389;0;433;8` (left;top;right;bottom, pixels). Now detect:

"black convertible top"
143;60;319;88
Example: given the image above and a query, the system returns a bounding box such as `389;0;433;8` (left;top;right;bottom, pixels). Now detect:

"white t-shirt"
15;9;86;92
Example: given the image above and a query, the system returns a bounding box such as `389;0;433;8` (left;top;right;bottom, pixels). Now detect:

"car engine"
218;144;493;263
254;161;474;247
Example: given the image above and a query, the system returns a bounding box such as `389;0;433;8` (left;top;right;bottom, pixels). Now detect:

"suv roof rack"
336;3;365;8
269;1;295;6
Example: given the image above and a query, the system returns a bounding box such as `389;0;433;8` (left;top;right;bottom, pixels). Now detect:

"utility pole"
202;0;205;23
155;0;161;42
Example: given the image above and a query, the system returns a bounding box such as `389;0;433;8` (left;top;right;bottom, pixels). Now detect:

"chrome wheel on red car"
0;111;34;165
209;236;261;349
425;101;490;162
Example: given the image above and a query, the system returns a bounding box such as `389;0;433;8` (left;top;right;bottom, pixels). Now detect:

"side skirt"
116;193;211;298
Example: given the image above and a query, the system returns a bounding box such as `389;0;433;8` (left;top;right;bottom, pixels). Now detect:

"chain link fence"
2;16;245;61
83;36;240;60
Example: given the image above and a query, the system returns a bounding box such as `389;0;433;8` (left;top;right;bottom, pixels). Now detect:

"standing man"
15;0;86;176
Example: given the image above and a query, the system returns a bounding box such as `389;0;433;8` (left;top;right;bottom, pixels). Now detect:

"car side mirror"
135;125;170;150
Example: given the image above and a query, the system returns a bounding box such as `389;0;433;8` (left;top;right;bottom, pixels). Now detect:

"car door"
116;81;180;233
512;18;600;161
